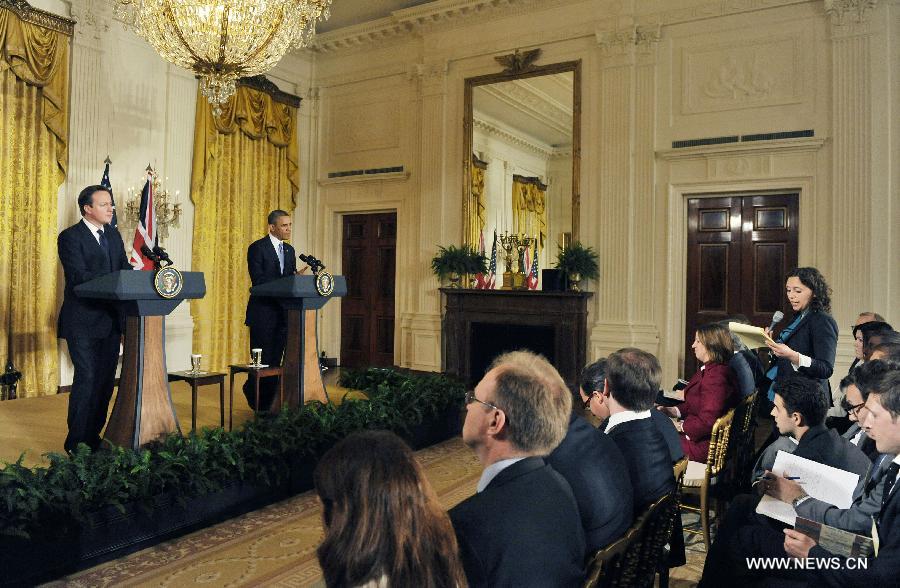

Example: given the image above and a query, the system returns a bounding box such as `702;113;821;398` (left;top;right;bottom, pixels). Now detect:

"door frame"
317;197;404;368
663;178;816;381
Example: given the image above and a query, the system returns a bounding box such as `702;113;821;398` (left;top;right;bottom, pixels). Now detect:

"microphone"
140;244;159;262
768;310;785;333
152;245;172;266
298;253;324;272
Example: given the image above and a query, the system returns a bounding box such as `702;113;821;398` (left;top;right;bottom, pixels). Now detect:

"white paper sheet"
755;450;860;526
728;322;775;350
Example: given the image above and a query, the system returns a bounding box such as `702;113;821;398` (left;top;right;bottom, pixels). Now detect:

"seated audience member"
659;323;738;462
548;363;634;552
839;366;881;461
700;375;871;587
603;348;676;512
313;430;466;588
778;365;900;587
752;375;870;481
450;351;585;587
765;360;898;536
859;320;894;361
582;359;684;463
869;331;900;362
848;311;885;373
721;316;767;397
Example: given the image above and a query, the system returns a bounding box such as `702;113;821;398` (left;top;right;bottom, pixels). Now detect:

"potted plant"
554;242;599;292
430;245;487;288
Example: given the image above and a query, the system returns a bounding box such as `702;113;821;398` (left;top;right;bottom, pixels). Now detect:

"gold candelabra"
497;231;535;290
122;169;182;242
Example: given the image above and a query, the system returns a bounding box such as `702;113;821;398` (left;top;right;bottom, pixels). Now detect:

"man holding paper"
778;365;900;586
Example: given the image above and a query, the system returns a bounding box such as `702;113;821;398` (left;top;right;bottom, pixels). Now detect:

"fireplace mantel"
441;289;592;391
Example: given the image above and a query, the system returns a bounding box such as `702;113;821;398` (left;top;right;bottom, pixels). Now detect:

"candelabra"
497;231;534;290
122;170;182;242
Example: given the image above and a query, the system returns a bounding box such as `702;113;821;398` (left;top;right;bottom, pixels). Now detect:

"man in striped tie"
244;210;297;410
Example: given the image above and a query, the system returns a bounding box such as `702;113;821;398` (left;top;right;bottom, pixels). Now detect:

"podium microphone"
152;245;172;266
298;253;324;272
768;310;785;333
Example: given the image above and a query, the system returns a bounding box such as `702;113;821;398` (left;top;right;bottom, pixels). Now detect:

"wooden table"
168;371;227;433
228;364;284;430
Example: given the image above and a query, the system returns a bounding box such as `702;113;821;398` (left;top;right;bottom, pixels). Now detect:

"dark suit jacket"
607;417;676;514
244;236;297;328
679;363;738;462
57;220;131;340
547;413;634;552
774;310;838;401
807;471;900;587
842;423;880;462
449;456;585;587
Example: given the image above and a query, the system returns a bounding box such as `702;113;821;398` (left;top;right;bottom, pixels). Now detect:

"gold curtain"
466;156;487;248
190;81;299;371
0;5;72;397
511;175;547;252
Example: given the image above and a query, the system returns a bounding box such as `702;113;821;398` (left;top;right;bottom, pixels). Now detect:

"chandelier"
114;0;332;113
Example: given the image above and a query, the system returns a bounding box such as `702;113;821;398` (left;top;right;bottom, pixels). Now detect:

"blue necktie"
766;311;806;401
277;242;284;274
98;229;108;252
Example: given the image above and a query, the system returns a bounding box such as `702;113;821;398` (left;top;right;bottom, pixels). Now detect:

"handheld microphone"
768;311;785;333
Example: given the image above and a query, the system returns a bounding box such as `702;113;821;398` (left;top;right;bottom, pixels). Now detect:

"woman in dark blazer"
661;323;738;462
765;267;839;405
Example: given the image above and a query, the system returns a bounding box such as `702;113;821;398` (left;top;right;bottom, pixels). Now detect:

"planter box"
0;481;288;586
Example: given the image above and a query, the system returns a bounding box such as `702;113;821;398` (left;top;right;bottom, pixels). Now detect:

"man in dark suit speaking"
244;210;298;410
58;185;133;452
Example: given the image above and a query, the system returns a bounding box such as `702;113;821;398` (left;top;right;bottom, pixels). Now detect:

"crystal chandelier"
114;0;331;113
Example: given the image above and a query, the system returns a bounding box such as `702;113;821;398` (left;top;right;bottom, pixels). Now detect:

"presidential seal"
315;270;335;297
154;266;184;299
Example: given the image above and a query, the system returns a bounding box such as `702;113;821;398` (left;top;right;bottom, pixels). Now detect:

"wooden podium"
74;270;206;449
249;274;346;407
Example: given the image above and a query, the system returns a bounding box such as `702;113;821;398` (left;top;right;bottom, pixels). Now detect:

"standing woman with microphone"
764;267;838;407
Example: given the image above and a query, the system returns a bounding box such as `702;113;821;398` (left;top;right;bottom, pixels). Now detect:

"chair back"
673;457;688;488
583;493;678;588
705;408;735;478
728;392;759;493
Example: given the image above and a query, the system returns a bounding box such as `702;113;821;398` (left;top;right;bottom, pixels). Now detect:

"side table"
228;364;284;430
167;371;227;433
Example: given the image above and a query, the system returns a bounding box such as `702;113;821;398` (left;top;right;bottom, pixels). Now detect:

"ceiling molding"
474;117;571;159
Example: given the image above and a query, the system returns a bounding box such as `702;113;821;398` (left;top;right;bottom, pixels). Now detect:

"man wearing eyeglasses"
840;369;880;462
450;350;585;587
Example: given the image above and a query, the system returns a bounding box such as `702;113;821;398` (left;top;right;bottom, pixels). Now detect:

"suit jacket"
607;417;676;513
547;412;634;552
807;470;900;587
652;407;686;463
774;310;838;401
244;236;297;328
449;456;585;587
57;220;131;340
796;452;895;535
842;423;880;462
679;363;738;462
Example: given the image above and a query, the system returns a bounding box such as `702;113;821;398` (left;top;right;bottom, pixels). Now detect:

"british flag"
130;170;156;270
486;229;497;288
100;157;117;229
526;242;539;290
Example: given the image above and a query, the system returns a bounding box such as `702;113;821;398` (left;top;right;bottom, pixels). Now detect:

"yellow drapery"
0;4;72;397
466;156;487;248
190;81;299;371
511;175;547;252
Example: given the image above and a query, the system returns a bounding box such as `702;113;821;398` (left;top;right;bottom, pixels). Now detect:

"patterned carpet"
47;437;705;587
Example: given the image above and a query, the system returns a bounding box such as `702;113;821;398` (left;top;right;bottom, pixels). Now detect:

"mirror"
464;52;581;277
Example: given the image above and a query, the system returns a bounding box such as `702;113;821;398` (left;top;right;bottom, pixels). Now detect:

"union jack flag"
130;169;156;270
526;242;539;290
486;229;497;288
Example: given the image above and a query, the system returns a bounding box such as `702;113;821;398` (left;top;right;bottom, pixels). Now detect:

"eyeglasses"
841;399;866;417
464;390;501;411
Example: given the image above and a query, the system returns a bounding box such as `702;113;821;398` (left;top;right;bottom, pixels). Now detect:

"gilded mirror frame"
463;54;582;246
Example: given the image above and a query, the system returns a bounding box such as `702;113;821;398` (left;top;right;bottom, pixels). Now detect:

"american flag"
486;229;497;289
474;229;488;288
130;170;156;270
526;242;539;290
100;156;117;229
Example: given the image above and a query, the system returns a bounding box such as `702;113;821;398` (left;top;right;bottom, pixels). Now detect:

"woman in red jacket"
661;323;739;462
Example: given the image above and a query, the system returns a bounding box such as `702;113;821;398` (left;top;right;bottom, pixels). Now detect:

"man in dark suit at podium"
58;185;133;452
244;210;298;410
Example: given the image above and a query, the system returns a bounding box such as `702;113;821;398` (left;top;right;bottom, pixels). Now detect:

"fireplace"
441;289;592;391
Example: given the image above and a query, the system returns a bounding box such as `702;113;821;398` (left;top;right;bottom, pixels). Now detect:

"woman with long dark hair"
314;430;467;588
765;267;839;404
660;322;738;462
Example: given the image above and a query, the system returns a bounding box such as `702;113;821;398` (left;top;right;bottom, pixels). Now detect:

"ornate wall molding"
596;24;662;56
1;0;75;35
824;0;879;24
473;117;557;158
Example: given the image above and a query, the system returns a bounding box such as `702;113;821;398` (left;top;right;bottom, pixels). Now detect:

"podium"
249;274;346;407
74;270;206;449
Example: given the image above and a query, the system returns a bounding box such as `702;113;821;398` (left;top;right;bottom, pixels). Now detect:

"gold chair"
729;392;759;494
680;408;736;550
583;493;679;588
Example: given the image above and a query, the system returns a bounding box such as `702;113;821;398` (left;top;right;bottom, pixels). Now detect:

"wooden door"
340;213;397;368
684;193;799;376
